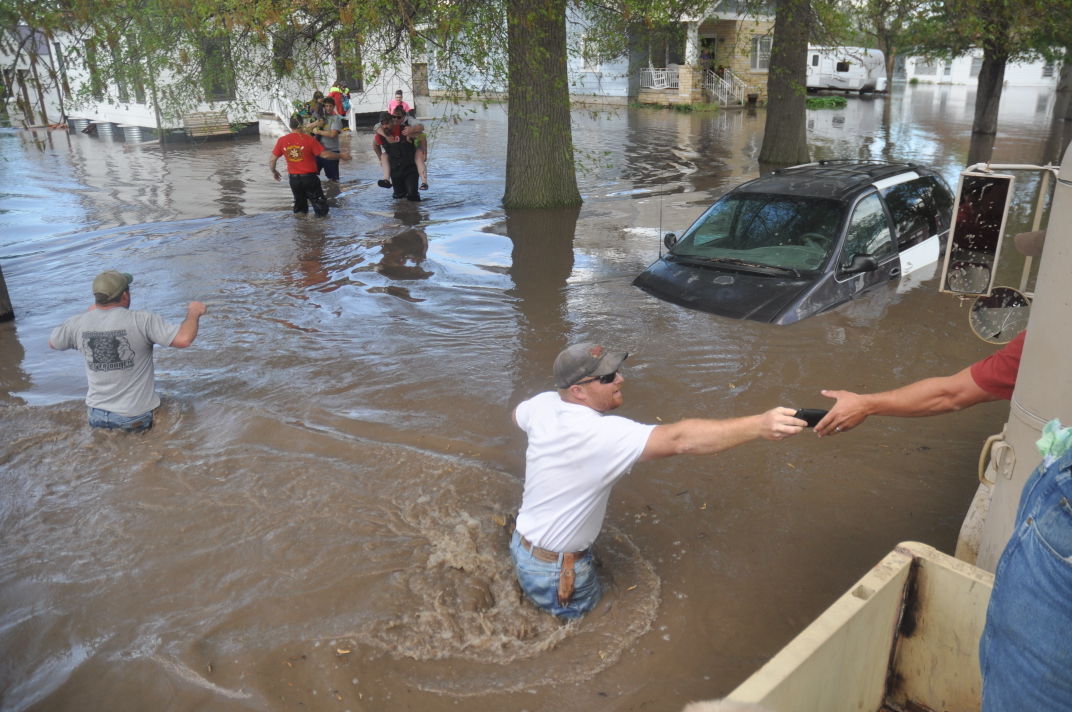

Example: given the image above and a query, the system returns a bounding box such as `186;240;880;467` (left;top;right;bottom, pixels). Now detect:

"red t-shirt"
272;132;323;175
373;124;403;146
970;330;1025;400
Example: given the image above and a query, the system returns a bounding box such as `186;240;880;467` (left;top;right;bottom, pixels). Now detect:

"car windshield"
670;194;843;272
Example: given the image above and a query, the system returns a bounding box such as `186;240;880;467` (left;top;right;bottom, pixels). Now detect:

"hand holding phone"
794;408;828;428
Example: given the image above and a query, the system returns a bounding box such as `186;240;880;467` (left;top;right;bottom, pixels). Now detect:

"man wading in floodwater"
510;343;806;618
49;270;206;432
269;115;350;216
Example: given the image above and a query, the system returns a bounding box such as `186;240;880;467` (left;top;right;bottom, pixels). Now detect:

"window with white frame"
970;56;983;77
751;35;772;71
1043;62;1055;78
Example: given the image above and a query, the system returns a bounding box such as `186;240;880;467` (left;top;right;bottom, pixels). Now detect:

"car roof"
734;161;934;201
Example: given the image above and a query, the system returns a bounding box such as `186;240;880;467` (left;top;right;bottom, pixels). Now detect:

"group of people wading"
270;87;429;215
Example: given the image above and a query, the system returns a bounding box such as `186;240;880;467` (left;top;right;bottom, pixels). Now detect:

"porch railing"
639;67;680;90
702;68;750;105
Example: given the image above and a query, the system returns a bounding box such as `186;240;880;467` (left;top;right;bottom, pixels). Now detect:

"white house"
901;50;1058;87
2;22;413;140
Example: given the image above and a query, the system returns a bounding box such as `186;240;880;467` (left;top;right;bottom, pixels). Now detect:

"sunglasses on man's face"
576;370;618;386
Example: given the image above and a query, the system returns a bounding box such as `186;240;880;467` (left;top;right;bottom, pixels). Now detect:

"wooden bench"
183;111;232;138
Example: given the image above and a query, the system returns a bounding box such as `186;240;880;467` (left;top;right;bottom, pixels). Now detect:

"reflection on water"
0;84;1064;711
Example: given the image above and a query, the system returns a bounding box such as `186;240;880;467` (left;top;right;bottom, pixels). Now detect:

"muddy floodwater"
1;85;1066;711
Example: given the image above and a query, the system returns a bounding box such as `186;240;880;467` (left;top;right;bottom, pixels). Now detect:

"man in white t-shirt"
511;342;805;618
49;270;207;432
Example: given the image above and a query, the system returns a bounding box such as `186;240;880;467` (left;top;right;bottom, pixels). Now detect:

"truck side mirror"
663;232;678;250
939;171;1015;296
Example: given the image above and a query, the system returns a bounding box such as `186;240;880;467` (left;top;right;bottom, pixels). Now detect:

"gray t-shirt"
320;114;343;151
50;306;180;416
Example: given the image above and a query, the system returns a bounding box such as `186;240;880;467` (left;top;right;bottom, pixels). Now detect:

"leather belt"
519;535;588;606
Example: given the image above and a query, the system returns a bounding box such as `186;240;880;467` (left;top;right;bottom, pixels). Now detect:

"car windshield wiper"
671;254;801;278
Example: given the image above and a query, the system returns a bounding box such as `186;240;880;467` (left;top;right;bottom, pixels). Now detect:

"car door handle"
888;267;901;278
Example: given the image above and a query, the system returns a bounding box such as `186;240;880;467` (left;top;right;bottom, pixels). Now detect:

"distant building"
426;1;775;108
1;22;412;140
898;51;1058;87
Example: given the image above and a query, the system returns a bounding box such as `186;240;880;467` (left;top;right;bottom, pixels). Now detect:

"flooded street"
0;85;1066;711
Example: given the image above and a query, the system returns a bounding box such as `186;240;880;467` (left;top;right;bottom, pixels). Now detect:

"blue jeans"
979;448;1072;711
87;407;153;432
509;530;601;619
316;155;340;182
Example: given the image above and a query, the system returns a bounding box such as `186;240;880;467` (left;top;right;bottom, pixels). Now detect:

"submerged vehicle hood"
633;257;816;324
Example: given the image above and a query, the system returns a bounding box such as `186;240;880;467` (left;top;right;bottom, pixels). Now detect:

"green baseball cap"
92;270;133;302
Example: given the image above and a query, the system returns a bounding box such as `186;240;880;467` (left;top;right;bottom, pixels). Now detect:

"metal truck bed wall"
687;542;994;712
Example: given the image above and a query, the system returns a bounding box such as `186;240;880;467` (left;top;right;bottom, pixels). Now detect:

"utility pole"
0;264;14;322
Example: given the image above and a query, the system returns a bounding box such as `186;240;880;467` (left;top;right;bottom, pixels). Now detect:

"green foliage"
805;94;847;108
907;0;1060;62
672;102;721;112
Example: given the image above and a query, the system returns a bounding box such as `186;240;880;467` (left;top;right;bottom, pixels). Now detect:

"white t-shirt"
50;307;180;416
514;391;656;552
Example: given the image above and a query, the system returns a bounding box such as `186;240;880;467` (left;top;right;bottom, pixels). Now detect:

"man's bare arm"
170;301;207;348
640;407;803;462
815;366;1000;436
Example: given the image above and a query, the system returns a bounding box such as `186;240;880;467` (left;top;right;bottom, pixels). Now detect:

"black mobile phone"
794;408;828;428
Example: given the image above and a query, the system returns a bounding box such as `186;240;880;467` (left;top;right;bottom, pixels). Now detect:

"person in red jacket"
327;82;348;118
269;115;349;216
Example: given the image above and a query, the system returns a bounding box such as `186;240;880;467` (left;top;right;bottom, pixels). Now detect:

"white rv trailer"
807;46;887;93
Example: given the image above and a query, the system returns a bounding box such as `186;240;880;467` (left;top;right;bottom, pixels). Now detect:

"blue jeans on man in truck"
979;447;1072;712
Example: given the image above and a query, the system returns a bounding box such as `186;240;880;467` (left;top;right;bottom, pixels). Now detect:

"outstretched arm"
815;366;999;436
640;407;804;462
320;149;351;161
170;301;207;348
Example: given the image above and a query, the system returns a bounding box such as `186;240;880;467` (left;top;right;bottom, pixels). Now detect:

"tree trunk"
1054;46;1072;121
29;55;52;125
758;0;811;166
503;0;581;209
972;49;1007;137
506;206;577;399
0;264;14;322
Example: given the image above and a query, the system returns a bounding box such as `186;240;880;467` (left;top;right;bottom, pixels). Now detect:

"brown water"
1;85;1066;711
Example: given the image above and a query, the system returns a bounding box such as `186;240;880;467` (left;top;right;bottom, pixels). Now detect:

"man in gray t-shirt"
49;270;207;432
312;98;345;182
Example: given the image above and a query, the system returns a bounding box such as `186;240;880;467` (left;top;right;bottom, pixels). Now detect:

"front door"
835;191;900;296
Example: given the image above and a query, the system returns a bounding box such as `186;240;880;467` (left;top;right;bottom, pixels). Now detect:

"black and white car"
633;161;955;324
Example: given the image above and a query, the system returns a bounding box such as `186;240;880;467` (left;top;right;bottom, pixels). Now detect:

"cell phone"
793;408;828;428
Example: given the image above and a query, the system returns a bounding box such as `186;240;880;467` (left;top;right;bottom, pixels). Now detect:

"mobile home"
807;46;887;93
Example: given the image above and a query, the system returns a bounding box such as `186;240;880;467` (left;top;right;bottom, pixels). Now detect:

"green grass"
629;101;721;112
806;95;848;109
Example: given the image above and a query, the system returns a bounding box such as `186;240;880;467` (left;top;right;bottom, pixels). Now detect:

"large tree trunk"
1054;46;1072;121
503;0;581;209
506;206;578;399
972;49;1007;137
0;264;14;322
758;0;811;166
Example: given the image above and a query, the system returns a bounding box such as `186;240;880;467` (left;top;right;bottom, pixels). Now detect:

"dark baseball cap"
553;342;628;389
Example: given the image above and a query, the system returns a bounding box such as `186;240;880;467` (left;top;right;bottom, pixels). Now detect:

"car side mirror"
842;254;878;274
663;232;678;250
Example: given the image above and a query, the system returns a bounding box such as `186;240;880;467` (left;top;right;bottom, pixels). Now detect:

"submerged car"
633;161;955;324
